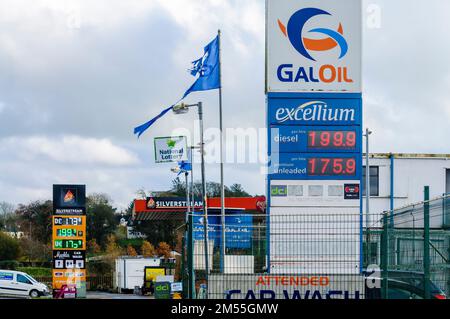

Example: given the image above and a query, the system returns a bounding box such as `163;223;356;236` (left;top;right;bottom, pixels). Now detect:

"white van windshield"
24;274;38;284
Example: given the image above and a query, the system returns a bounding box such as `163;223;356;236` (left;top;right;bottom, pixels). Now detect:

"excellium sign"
266;0;362;93
268;97;361;126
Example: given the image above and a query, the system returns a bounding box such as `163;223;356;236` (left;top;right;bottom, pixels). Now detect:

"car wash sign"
266;0;362;93
209;274;365;300
154;136;188;163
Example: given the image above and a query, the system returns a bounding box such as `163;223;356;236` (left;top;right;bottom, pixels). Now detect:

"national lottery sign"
154;136;188;163
266;0;362;93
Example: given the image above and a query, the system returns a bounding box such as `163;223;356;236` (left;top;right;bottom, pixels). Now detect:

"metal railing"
185;193;450;299
374;192;450;299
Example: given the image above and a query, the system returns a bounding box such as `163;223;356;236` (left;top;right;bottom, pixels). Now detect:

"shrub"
0;231;21;261
0;260;19;270
16;267;51;277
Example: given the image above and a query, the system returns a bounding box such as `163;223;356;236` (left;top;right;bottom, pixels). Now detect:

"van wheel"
29;290;40;298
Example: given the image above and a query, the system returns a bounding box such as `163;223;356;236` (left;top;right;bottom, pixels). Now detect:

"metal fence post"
188;212;195;299
381;211;389;299
423;186;431;299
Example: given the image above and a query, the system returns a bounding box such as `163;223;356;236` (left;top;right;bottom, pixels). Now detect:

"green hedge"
117;238;145;250
16;267;52;277
0;260;20;270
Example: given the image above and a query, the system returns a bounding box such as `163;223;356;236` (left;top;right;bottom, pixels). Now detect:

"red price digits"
320;132;331;147
308;131;357;149
346;158;356;174
333;158;343;174
308;131;316;147
308;158;357;176
346;131;356;148
334;132;344;147
321;158;330;174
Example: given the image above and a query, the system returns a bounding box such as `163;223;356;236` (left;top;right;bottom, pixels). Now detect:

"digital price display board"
270;126;361;154
52;216;86;241
54;239;85;250
56;228;83;237
269;153;361;180
53;216;84;226
52;184;87;298
307;131;357;150
307;157;357;176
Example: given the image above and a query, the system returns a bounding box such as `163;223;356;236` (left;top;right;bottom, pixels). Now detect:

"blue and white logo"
269;98;361;126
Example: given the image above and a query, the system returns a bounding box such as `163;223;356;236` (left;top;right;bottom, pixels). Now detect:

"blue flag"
183;35;221;98
134;35;221;138
176;160;192;176
133;104;176;138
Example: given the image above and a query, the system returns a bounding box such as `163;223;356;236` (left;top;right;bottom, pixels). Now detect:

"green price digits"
56;229;79;237
53;239;84;249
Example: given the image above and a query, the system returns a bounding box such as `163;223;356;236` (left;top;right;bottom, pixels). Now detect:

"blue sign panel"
270;126;361;154
269;153;362;181
224;215;252;249
268;97;361;127
192;213;253;249
0;272;13;281
193;214;220;246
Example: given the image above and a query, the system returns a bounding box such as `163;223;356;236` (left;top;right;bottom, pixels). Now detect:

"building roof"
366;153;450;159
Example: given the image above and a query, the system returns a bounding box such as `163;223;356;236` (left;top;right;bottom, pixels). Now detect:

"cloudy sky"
0;0;449;210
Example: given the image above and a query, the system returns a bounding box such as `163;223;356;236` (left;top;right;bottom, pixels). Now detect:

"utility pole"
197;102;209;298
364;128;372;264
188;146;195;299
173;102;209;298
184;166;190;298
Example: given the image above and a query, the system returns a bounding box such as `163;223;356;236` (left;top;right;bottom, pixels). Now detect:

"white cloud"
1;135;139;166
0;0;449;209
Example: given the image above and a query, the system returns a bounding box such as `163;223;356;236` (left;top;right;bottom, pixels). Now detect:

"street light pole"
173;102;209;299
188;146;196;299
184;169;190;298
364;128;372;264
197;102;210;298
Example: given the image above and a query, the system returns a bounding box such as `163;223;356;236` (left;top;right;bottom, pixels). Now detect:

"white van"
0;270;50;298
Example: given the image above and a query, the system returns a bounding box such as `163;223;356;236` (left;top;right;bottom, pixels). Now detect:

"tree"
0;231;21;261
18;238;51;263
104;235;123;263
86;194;118;248
228;184;251;197
134;220;181;247
15;201;53;244
170;178;252;198
126;245;138;257
115;225;127;241
157;242;172;259
141;241;156;257
135;188;147;200
87;239;102;255
0;202;15;231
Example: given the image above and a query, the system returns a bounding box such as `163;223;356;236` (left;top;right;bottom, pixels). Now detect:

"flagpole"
218;29;226;274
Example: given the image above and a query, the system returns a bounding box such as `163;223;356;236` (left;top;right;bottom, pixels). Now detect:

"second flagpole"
218;29;226;274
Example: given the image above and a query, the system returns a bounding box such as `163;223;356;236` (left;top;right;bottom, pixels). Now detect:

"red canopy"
132;196;266;221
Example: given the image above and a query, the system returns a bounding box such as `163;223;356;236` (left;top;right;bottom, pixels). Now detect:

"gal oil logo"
277;7;353;84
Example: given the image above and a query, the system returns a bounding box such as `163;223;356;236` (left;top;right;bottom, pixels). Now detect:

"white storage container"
115;257;160;292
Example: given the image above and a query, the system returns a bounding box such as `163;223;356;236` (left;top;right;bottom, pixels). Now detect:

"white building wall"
363;155;450;228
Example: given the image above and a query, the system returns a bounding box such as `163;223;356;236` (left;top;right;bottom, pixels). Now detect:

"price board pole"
52;185;87;299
